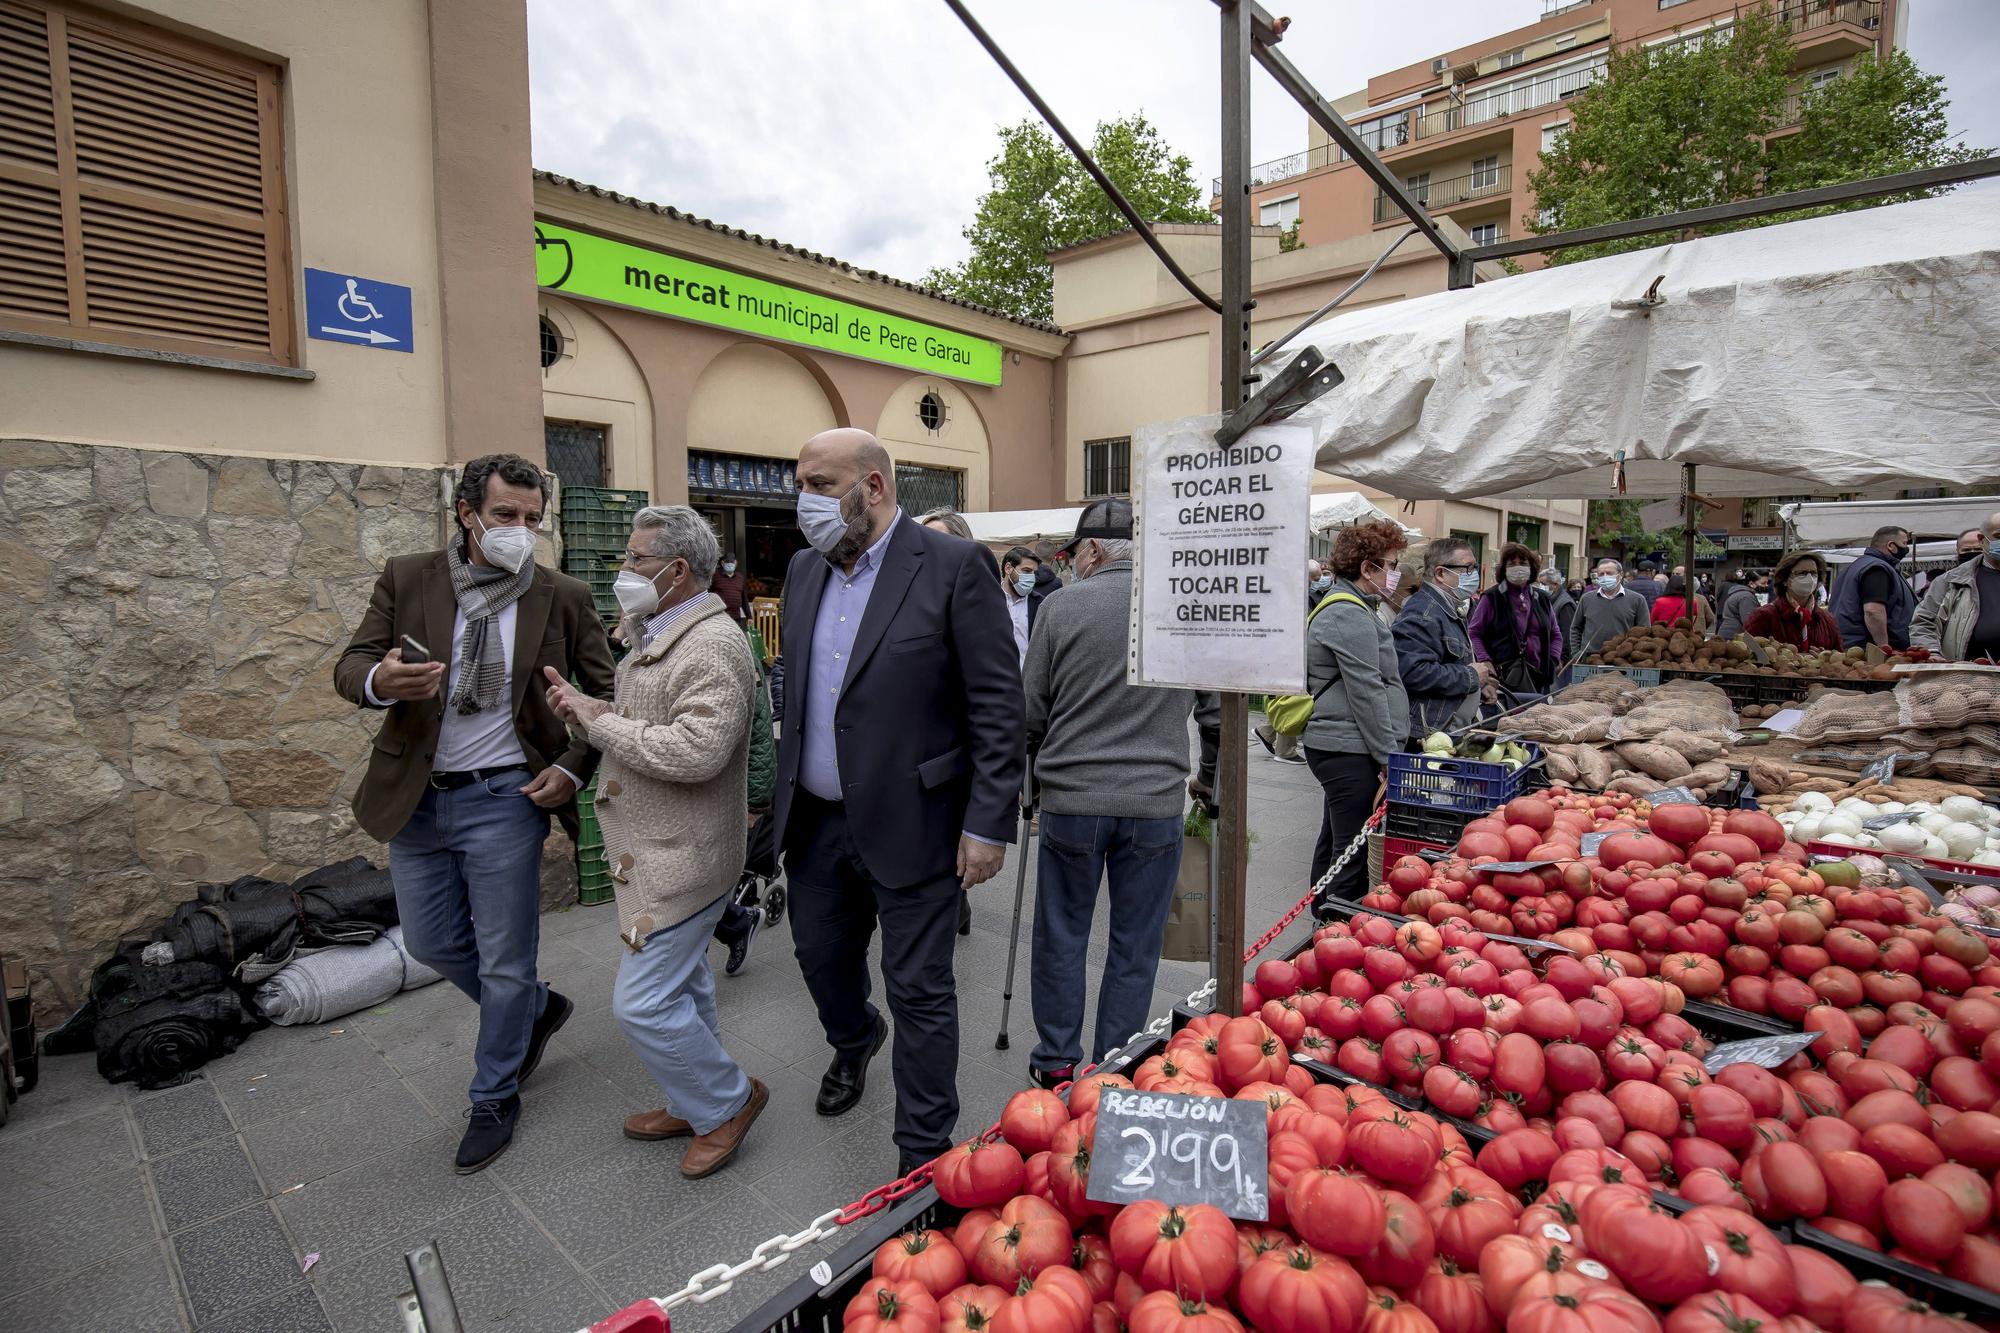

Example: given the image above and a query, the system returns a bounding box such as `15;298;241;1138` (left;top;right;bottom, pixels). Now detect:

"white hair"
1093;537;1134;562
632;505;720;584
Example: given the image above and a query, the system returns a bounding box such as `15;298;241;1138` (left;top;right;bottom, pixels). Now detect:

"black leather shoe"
957;893;972;937
816;1015;888;1117
455;1096;520;1174
517;989;573;1086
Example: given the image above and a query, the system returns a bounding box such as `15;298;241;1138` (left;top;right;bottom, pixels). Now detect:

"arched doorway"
874;376;991;513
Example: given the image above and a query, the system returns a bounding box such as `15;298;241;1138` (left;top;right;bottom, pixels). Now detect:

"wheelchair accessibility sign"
304;268;413;352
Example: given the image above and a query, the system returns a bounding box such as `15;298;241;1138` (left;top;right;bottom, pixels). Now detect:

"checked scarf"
444;538;535;715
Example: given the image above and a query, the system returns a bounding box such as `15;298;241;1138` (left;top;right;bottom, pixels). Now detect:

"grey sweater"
1571;587;1650;657
1025;562;1220;818
1302;577;1409;762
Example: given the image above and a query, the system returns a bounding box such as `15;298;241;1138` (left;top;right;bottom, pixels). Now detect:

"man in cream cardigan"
544;505;766;1177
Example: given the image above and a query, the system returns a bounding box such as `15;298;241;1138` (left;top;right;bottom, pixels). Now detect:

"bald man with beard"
769;428;1024;1174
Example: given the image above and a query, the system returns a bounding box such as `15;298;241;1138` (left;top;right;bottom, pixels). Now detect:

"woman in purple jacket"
1468;542;1563;696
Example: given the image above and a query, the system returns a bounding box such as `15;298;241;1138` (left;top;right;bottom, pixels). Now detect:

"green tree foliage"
925;114;1211;322
1528;10;1982;264
1587;499;1722;562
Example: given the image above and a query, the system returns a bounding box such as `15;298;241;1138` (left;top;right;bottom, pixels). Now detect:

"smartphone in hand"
399;634;431;665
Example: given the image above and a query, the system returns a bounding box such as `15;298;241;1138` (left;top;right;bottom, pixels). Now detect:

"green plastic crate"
560;485;650;554
575;779;612;904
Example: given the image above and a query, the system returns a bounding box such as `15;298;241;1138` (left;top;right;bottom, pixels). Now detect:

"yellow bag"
1265;591;1365;736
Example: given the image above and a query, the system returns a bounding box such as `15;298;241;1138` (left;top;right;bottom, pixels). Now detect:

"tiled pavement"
0;745;1326;1333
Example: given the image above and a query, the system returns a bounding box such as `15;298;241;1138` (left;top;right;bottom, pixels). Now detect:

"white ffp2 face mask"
474;516;536;573
613;568;666;619
1506;565;1531;586
797;483;860;555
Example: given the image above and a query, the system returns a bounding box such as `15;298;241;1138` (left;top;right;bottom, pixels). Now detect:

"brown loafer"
680;1078;768;1179
623;1108;693;1141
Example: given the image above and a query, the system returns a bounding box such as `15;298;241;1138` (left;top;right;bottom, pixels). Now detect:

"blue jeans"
614;893;752;1135
1030;813;1184;1074
389;769;549;1105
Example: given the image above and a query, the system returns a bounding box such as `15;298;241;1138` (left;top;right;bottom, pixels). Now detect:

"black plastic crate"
1792;1222;2000;1323
1385;802;1475;846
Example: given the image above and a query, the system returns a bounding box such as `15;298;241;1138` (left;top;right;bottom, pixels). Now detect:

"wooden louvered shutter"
0;0;292;364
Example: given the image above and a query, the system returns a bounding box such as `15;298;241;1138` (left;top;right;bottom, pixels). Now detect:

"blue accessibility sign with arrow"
304;267;412;352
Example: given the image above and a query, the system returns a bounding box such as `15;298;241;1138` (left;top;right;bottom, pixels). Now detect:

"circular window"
917;389;948;434
538;315;564;369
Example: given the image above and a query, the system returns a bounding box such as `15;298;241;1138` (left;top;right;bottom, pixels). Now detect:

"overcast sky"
527;0;2000;284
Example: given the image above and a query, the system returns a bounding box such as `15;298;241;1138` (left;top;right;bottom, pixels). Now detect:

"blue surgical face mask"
1311;575;1333;595
1596;574;1619;593
1456;570;1481;596
1988;539;2000;562
1014;572;1036;597
797;483;859;555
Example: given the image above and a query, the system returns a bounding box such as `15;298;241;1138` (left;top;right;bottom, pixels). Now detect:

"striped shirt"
639;592;714;653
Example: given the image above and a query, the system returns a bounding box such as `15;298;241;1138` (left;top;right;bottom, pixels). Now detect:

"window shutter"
0;0;291;363
0;1;68;325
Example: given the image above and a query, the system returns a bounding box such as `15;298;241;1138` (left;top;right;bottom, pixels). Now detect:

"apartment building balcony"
1374;164;1512;225
1543;0;1600;18
1779;0;1883;59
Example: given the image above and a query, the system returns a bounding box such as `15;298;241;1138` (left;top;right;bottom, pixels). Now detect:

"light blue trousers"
612;893;752;1136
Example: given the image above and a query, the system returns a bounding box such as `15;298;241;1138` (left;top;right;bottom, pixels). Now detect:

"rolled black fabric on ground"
293;858;399;946
88;949;264;1088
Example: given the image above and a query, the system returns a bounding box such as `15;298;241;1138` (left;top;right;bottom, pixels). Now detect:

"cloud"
528;0;2000;283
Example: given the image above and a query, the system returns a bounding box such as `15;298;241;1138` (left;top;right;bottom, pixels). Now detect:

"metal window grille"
1084;437;1131;498
895;463;962;516
544;421;606;491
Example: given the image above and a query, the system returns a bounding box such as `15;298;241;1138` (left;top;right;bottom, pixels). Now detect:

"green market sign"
534;222;1003;386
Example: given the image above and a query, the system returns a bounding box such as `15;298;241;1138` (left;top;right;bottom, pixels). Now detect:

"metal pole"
1682;463;1698;622
1215;0;1253;1009
995;763;1035;1050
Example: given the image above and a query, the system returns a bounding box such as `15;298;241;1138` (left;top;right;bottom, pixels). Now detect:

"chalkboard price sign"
1703;1032;1823;1073
1087;1088;1270;1220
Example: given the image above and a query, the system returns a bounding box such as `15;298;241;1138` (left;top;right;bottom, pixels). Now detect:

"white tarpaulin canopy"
1308;491;1419;537
1783;495;2000;544
962;508;1085;546
1233;191;2000;501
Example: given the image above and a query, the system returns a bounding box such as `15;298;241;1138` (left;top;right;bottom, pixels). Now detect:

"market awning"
962;507;1086;547
1308;490;1421;538
1783;495;2000;544
1212;191;2000;502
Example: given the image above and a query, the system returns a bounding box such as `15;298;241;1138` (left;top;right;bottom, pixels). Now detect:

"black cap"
1058;497;1133;558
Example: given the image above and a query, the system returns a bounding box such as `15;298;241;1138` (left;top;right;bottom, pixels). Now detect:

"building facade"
1241;0;1906;261
0;0;545;1012
1050;223;1588;581
531;173;1067;610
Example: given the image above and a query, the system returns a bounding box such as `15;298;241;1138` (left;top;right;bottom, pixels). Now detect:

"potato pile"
1524;678;1740;799
1586;625;1905;681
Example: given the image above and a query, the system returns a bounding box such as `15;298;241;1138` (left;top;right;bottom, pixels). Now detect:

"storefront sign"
534;222;1003;386
1131;421;1317;694
1728;534;1785;551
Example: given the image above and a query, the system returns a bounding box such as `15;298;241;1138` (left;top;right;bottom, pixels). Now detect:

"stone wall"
0;439;576;1018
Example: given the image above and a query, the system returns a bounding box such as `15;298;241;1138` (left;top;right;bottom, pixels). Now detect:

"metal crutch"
995;760;1036;1050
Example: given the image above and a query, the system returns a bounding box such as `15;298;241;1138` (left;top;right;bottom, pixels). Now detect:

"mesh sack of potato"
1556;673;1647;707
1898;672;2000;731
1508;703;1616;745
1790;690;1900;744
1926;725;2000;785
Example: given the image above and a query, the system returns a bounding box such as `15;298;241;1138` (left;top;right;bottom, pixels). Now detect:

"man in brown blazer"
335;453;615;1172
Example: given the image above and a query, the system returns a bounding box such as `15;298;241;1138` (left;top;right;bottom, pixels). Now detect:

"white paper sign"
1132;420;1317;693
1763;708;1805;734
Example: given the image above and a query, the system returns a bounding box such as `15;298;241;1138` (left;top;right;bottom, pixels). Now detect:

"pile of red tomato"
841;1021;1967;1332
1358;789;1998;1048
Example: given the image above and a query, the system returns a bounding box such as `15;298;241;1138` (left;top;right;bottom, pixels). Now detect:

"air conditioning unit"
1431;56;1450;74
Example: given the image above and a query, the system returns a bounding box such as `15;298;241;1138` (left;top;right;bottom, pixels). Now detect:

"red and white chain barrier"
576;812;1381;1333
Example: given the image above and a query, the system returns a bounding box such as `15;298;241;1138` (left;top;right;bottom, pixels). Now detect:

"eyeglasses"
1441;562;1479;573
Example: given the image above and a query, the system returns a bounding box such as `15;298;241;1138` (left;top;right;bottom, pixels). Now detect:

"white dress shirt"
365;605;580;786
1007;590;1030;669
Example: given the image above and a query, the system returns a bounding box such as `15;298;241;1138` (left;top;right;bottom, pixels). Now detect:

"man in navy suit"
772;428;1025;1174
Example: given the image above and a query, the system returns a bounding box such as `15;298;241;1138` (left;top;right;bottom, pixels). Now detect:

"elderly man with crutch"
1006;500;1220;1089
